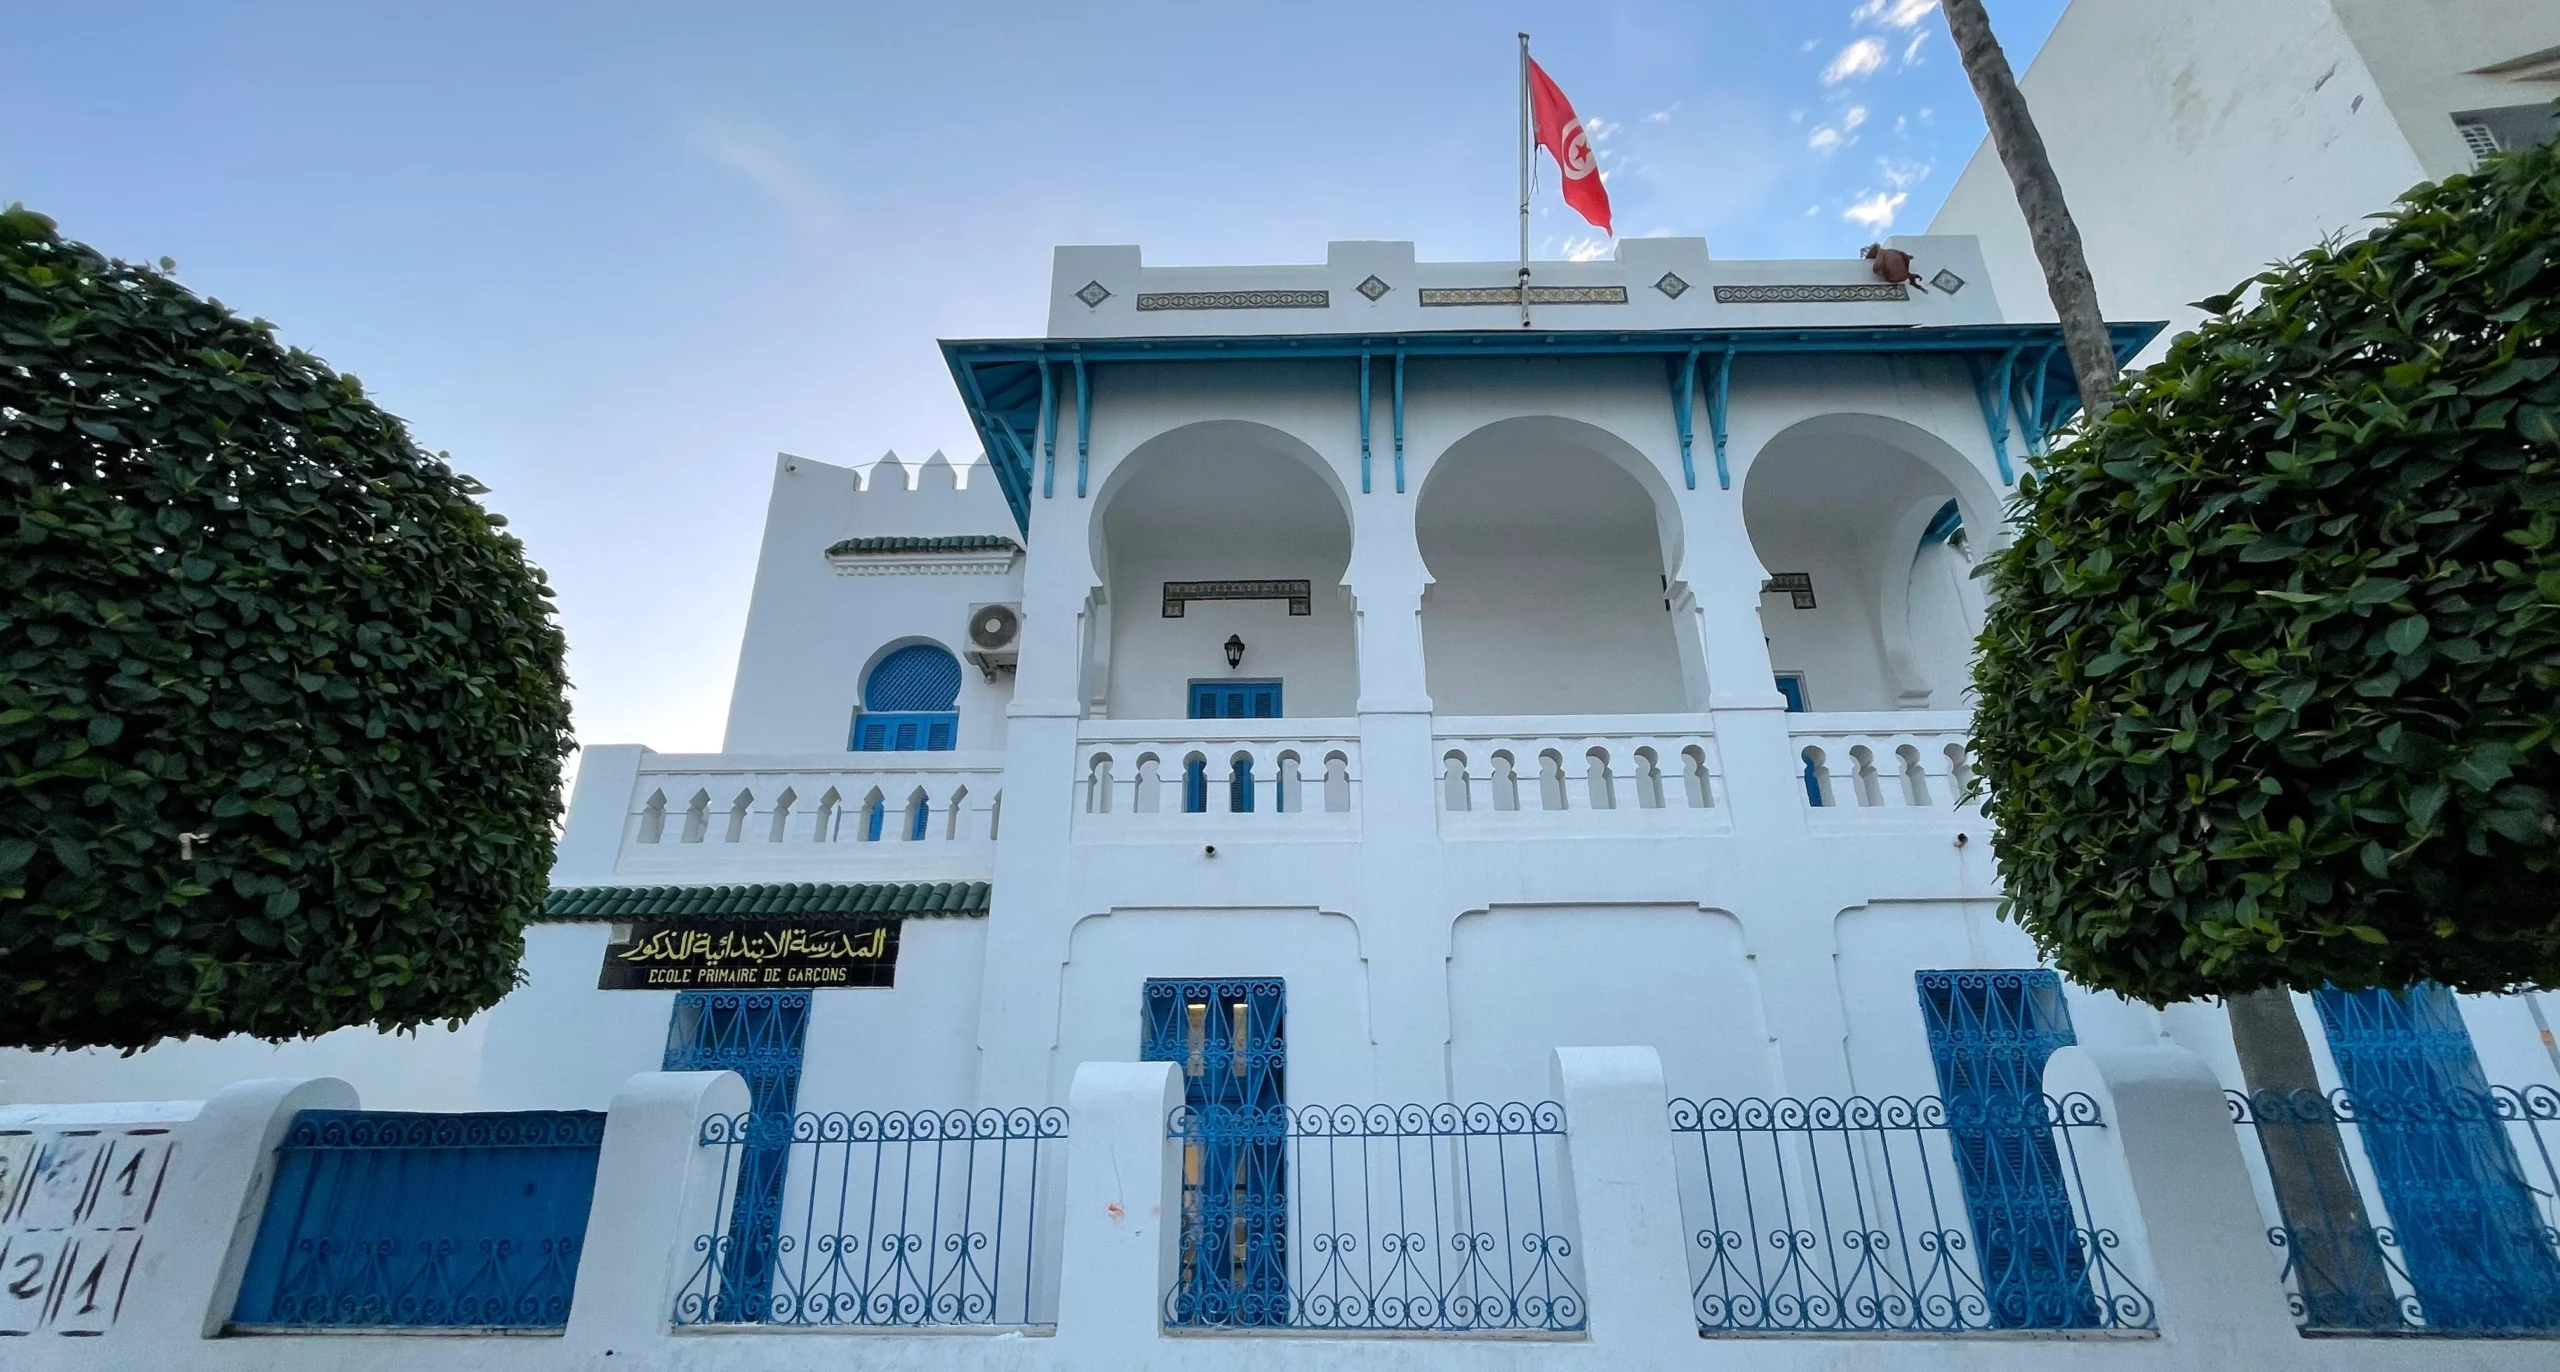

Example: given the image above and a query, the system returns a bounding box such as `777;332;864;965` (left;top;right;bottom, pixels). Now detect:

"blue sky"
3;0;2065;753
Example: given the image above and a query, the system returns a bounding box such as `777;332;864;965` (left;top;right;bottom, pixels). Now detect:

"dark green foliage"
0;207;574;1049
1972;131;2560;1004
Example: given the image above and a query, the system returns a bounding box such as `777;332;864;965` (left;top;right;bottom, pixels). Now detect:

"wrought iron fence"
1668;1093;2154;1335
673;1107;1068;1327
2228;1085;2560;1335
228;1109;606;1330
1162;1102;1584;1333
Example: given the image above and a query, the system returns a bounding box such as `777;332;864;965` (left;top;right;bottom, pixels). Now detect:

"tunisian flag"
1528;57;1611;234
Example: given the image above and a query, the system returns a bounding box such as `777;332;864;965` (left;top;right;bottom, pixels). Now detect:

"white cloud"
1788;108;1806;123
1808;126;1844;153
1852;0;1938;28
1646;104;1677;124
1879;156;1932;188
1801;38;1820;53
1585;115;1615;144
1903;29;1930;65
1841;105;1869;131
1823;36;1887;84
1561;236;1612;262
1843;190;1908;229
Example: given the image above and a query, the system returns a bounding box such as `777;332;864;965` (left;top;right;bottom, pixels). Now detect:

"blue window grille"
2310;984;2560;1331
1188;680;1281;720
853;643;961;751
1916;969;2100;1328
1182;757;1208;814
1670;1091;2151;1334
1146;978;1287;1327
228;1110;605;1330
1229;755;1255;813
664;991;810;1324
673;1107;1069;1328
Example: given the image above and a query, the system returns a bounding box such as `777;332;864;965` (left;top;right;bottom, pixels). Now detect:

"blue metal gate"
1146;977;1287;1326
2314;983;2560;1330
1915;969;2099;1328
664;990;811;1323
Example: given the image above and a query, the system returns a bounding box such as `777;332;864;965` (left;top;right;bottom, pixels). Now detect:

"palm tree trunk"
1939;0;2119;421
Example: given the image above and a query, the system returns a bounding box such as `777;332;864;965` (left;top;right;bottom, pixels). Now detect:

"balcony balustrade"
1788;712;1978;825
613;753;1005;878
1433;716;1727;837
1076;720;1361;839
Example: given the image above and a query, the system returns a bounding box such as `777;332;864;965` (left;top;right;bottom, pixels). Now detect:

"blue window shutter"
1916;969;2096;1329
864;644;963;711
662;992;809;1323
2315;984;2560;1329
894;721;918;750
1146;978;1286;1327
926;719;955;751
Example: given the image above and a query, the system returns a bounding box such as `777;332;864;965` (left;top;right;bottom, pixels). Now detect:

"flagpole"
1517;32;1533;329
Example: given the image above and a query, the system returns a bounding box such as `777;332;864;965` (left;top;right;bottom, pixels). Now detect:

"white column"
562;1069;749;1350
552;743;648;886
1549;1046;1700;1355
1052;1060;1183;1353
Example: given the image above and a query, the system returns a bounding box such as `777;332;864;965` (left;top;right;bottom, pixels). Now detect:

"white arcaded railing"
614;752;1005;875
1074;720;1360;836
1786;712;1976;818
1431;716;1726;834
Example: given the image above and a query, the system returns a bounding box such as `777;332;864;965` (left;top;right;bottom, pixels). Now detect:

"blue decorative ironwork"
228;1110;605;1330
673;1107;1068;1327
1916;969;2098;1328
2230;1084;2560;1334
1145;978;1292;1327
1669;1092;2152;1335
854;645;960;753
664;991;809;1323
1162;1101;1585;1332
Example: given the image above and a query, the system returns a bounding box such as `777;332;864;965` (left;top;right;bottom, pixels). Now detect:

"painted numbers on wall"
0;1127;174;1336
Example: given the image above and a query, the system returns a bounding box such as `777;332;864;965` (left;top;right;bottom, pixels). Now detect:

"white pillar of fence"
1550;1046;1698;1356
1052;1060;1184;1357
2040;1045;2301;1366
562;1069;749;1353
123;1076;360;1344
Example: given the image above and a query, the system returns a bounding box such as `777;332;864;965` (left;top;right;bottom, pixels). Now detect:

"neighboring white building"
1930;0;2560;363
7;224;2560;1365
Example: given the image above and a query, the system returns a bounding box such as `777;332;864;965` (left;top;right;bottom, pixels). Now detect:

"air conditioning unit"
965;602;1022;681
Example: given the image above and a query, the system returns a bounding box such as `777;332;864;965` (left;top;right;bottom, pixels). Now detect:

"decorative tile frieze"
1419;284;1631;307
1075;280;1112;308
1356;274;1392;301
1162;578;1313;617
1654;272;1691;299
1133;289;1330;311
1713;283;1911;304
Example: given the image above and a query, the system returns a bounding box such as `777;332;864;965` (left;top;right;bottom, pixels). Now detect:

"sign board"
597;917;901;990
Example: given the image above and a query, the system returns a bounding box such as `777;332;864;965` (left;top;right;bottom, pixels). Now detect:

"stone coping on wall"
539;881;992;923
823;534;1021;557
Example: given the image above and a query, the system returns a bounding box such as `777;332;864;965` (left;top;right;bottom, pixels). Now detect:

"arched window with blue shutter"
852;643;962;751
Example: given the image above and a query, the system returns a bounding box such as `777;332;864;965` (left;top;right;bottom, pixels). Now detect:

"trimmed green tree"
1;207;575;1051
1973;131;2560;1002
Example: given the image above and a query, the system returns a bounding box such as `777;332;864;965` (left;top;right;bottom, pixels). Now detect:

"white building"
6;223;2559;1367
1930;0;2560;361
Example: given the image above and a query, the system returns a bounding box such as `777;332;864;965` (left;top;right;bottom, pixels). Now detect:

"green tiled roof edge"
538;881;992;922
823;534;1021;557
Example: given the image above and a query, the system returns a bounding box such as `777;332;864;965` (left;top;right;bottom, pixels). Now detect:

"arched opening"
1092;421;1356;720
1741;414;1995;713
855;642;962;750
1417;416;1689;715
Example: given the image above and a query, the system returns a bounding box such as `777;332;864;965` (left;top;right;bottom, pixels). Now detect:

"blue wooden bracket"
2019;344;2056;460
1969;344;2022;485
1673;348;1699;491
1707;350;1735;490
1073;355;1091;498
1391;352;1407;493
1037;361;1056;499
1358;352;1373;494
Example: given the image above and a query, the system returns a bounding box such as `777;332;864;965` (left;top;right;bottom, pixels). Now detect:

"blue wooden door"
664;991;810;1323
2315;984;2560;1330
1146;978;1287;1326
1916;969;2098;1328
1188;680;1281;720
853;644;961;751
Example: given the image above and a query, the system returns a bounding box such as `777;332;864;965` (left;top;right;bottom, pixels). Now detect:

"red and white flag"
1527;56;1611;234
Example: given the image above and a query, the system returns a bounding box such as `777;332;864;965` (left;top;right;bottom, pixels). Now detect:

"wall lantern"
1224;634;1246;669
